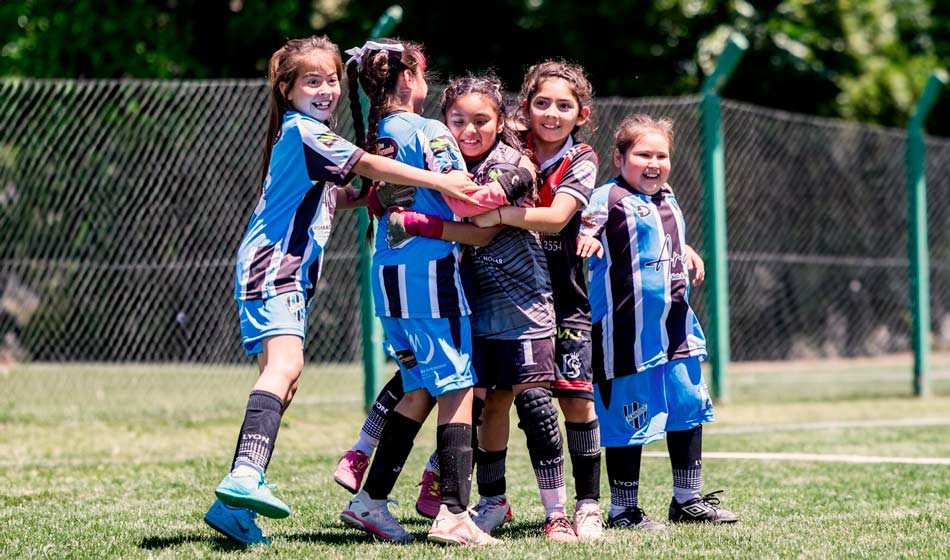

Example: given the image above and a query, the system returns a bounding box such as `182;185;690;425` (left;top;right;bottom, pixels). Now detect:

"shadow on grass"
139;534;261;552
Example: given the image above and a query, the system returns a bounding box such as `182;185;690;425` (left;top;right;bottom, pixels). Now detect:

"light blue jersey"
234;112;364;302
581;178;706;379
371;112;469;319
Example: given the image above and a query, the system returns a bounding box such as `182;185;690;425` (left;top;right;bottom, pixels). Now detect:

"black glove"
376;183;416;209
494;167;534;203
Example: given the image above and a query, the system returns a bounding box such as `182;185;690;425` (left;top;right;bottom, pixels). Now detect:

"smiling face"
445;93;501;162
283;52;341;122
615;131;671;196
525;77;590;153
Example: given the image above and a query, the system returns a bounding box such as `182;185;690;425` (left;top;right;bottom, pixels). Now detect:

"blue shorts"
238;291;307;355
380;316;475;397
594;357;713;447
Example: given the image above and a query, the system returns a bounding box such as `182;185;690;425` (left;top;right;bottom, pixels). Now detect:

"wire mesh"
1;79;948;400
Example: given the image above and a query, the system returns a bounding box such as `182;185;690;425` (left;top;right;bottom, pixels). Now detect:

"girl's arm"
352;153;480;204
385;210;502;248
684;244;705;286
441;222;504;247
472;191;581;233
335;186;367;210
442;166;534;218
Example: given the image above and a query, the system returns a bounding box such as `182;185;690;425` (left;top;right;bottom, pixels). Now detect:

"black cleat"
606;507;666;530
668;490;739;524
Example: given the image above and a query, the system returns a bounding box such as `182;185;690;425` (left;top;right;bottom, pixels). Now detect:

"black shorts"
473;336;555;390
551;326;594;400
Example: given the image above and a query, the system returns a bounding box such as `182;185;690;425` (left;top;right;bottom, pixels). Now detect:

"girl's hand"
436;170;483;205
685;244;705;286
472;208;503;228
576;235;603;258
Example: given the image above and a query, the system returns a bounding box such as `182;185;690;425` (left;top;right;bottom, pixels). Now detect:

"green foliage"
2;1;948;132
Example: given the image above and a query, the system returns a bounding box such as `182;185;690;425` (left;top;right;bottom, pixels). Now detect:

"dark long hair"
260;36;343;189
519;59;596;141
346;39;425;197
440;73;523;152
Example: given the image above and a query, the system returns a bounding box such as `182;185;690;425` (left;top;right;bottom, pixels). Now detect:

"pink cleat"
415;468;441;519
333;449;369;494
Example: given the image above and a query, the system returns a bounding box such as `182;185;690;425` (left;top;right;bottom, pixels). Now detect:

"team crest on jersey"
286;293;305;321
376;137;399;159
623;401;648;430
561;352;582;379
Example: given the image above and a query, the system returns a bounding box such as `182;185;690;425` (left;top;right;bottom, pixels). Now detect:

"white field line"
707;417;950;434
731;371;950;384
643;451;950;465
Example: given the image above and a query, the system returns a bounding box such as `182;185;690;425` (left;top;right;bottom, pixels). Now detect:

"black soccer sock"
606;445;642;510
566;419;602;502
363;411;421;500
667;425;703;503
475;447;507;497
360;370;404;444
437;423;474;514
231;390;284;473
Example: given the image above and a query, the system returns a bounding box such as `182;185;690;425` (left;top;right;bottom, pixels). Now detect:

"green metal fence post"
359;5;403;411
699;33;747;404
907;69;947;398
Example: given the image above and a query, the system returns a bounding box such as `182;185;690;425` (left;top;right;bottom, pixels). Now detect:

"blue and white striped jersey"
371;112;470;319
581;178;706;378
234;111;364;301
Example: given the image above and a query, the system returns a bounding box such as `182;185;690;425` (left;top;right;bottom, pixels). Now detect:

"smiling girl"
577;113;738;530
205;36;483;545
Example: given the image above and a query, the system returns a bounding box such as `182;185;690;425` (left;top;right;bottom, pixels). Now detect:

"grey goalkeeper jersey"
465;141;556;340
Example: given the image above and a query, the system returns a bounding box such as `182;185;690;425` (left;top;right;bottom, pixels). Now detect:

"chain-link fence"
2;79;949;399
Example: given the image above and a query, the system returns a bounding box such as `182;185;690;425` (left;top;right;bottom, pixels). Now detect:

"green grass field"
2;357;950;559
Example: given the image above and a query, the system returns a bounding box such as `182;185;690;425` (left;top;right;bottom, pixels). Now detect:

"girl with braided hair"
338;39;499;547
204;35;482;546
336;73;577;543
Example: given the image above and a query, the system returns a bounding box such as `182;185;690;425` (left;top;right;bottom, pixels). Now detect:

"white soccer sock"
353;431;378;456
540;486;567;518
231;464;261;478
673;486;701;504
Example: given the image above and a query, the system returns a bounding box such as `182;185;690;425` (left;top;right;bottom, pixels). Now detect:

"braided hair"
346;39;426;199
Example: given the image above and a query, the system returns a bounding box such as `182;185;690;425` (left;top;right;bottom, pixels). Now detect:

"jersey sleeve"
554;147;599;208
420;121;466;174
579;182;611;238
298;119;365;185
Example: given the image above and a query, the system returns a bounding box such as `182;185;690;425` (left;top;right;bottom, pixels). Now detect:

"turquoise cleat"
215;472;292;519
204;499;271;545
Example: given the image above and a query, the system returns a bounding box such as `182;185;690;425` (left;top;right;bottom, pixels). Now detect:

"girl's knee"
559;396;596;422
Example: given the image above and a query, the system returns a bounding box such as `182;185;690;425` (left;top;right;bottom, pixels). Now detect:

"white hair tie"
344;41;405;67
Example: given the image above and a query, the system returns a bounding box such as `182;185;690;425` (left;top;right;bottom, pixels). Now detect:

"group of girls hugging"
204;34;738;548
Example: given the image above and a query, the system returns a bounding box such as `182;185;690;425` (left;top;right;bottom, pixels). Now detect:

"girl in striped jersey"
577;114;738;529
472;60;605;541
338;74;577;543
339;40;513;547
206;36;482;546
